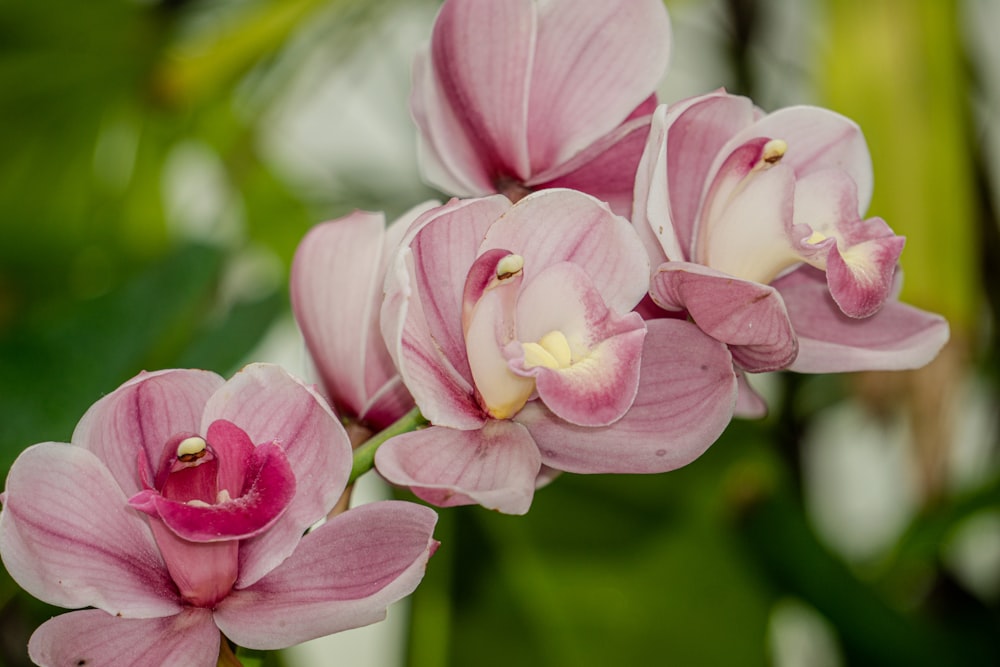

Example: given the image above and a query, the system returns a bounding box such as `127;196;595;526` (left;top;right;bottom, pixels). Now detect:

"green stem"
233;647;269;667
349;407;427;486
217;638;243;667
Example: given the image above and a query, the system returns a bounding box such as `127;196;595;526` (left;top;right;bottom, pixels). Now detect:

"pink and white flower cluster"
292;0;946;513
632;92;949;413
374;192;737;514
1;0;951;664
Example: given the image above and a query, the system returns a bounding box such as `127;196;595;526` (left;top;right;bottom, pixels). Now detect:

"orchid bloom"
376;190;737;515
291;205;435;433
410;0;671;216
632;92;949;411
0;364;438;666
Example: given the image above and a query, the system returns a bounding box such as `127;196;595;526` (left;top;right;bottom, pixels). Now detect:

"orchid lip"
522;330;574;370
130;422;298;543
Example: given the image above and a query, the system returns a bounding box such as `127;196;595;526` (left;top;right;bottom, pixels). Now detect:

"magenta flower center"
128;419;296;607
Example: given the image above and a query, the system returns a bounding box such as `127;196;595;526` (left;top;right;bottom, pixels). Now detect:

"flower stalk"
216;639;242;667
349;407;428;486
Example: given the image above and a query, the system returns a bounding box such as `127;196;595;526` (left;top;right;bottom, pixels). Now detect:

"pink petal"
790;167;862;235
632;103;678;265
72;369;224;497
536;464;562;489
650;262;798;372
202;363;351;588
408;197;509;375
411;49;495;196
533;111;653;217
128;422;261;607
664;92;756;254
374;422;541;515
29;608;219;667
429;0;535;181
824;217;905;318
359;205;442;428
774;267;950;372
526;0;671;172
625;93;659;121
516;318;737;473
291;209;422;430
480;189;649;313
789;169;904;318
632;92;745;265
206;418;255;501
383;198;509;429
215;501;437;650
0;443;179;616
383;248;484;430
291;211;388;420
513;260;636;347
143;517;239;609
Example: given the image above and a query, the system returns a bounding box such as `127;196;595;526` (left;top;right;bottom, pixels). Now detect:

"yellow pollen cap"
176;436;207;462
496;254;524;280
762;139;787;165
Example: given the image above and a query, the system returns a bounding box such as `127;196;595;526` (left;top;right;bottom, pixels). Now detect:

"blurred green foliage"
1;0;998;666
822;0;979;334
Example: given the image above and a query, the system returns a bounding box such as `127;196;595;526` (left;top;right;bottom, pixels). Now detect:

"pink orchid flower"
376;190;737;515
291;205;435;432
632;92;949;411
410;0;671;216
0;364;438;665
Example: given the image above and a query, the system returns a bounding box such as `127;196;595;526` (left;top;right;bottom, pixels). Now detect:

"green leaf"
821;0;979;332
732;466;1000;666
0;243;223;469
407;423;780;667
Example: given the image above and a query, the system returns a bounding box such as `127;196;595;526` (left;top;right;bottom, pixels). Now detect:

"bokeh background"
1;0;997;665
